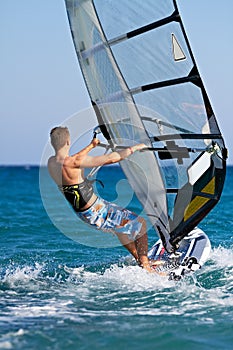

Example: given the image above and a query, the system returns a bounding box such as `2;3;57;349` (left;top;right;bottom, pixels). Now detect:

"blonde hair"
50;126;70;151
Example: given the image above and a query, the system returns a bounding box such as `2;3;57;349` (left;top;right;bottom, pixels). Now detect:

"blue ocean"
0;165;232;350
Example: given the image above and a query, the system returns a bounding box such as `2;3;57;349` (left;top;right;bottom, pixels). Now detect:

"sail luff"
65;0;173;250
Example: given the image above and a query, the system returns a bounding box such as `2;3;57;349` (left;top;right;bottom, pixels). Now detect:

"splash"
1;263;45;289
1;245;233;323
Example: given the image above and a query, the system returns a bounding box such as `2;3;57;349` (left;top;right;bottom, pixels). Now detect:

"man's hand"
91;138;100;148
131;143;147;153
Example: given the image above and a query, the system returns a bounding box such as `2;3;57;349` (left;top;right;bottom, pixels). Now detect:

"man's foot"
139;259;167;274
138;256;166;273
141;262;157;273
149;259;165;267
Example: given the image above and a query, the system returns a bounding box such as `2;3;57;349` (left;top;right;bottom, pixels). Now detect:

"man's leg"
134;217;151;271
115;233;139;261
116;217;154;272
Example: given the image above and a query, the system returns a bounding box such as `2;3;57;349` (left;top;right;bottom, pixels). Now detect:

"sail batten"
81;12;180;60
64;0;227;251
130;74;200;94
118;11;180;40
85;11;180;49
150;134;223;141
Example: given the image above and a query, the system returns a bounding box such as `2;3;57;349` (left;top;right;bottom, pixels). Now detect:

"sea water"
0;165;232;350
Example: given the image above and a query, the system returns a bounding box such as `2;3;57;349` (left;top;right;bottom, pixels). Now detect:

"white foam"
2;263;44;288
0;341;12;349
1;247;233;323
210;246;233;268
0;329;26;350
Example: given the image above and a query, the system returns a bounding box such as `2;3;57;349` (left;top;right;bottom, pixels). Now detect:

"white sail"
64;0;227;251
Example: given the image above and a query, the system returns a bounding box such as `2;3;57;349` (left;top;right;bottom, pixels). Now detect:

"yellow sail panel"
184;196;209;222
184;177;215;222
201;177;215;195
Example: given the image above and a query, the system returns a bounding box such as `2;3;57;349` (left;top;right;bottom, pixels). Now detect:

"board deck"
148;227;211;280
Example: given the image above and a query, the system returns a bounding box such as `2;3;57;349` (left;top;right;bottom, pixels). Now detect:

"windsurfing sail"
64;0;227;252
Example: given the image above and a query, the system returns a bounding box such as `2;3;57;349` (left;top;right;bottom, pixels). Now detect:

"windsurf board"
148;227;211;280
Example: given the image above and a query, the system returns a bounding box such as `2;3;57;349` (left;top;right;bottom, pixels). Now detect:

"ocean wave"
0;245;232;324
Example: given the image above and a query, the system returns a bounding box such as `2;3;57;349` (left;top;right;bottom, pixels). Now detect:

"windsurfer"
48;126;160;272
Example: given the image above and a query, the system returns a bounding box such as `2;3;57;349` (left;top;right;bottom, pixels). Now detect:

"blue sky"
1;0;232;165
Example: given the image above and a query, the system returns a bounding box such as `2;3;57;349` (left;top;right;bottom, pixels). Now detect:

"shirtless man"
48;126;158;272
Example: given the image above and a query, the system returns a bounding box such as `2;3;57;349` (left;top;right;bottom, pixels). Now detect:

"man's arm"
73;138;100;158
77;143;146;169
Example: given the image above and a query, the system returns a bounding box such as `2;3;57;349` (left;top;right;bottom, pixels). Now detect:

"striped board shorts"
77;197;142;241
